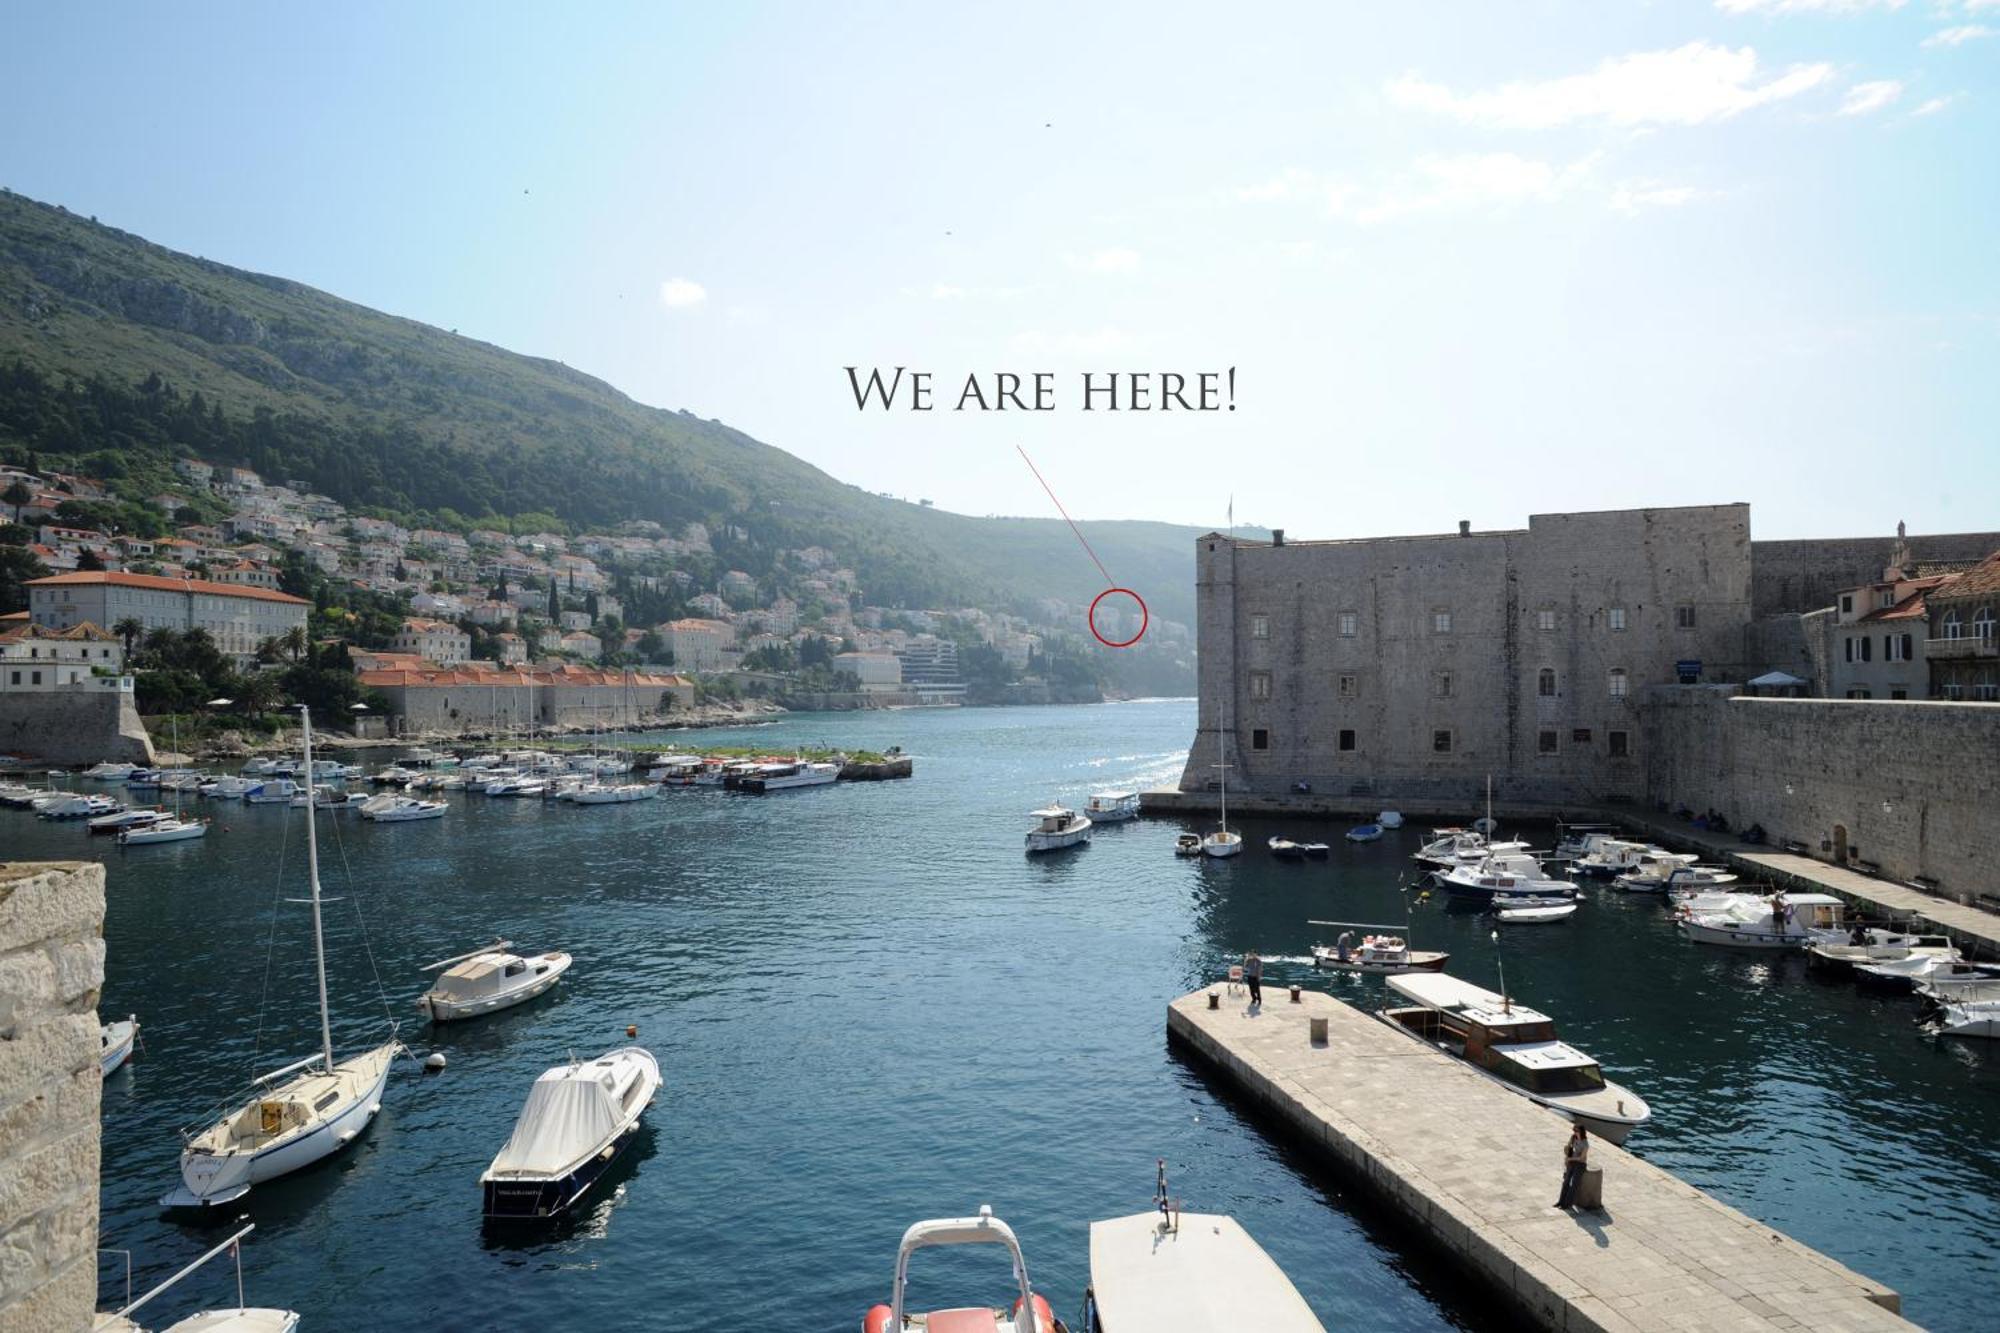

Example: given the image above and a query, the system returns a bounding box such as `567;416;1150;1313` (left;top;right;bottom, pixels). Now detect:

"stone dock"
1168;985;1912;1332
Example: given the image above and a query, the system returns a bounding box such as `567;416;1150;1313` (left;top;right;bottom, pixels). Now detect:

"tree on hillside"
113;617;144;656
2;479;30;508
546;579;559;621
0;544;46;613
77;548;105;571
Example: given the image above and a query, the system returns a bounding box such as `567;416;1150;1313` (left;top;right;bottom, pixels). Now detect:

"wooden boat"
1309;921;1448;974
1026;805;1092;853
418;943;572;1022
1085;790;1140;823
862;1206;1065;1333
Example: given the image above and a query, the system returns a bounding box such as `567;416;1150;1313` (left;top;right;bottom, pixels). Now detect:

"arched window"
1608;667;1628;699
1976;607;1995;644
1538;668;1556;697
1942;611;1961;640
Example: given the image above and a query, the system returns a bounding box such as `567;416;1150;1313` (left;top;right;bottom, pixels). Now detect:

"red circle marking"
1089;587;1148;648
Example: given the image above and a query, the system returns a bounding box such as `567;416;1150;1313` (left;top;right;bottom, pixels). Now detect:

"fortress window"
1572;728;1593;743
1338;729;1356;751
1608;731;1630;758
1608;607;1626;631
1338;673;1357;698
1432;729;1453;753
1608;668;1628;698
1538;668;1556;697
1338;611;1358;637
1675;604;1697;629
1251;728;1270;750
1891;689;1908;700
1538;729;1558;754
1249;671;1272;700
1432;610;1452;635
1250;613;1270;640
1434;671;1454;698
1536;608;1556;631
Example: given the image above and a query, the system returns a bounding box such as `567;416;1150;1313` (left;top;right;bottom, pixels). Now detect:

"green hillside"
0;188;1226;626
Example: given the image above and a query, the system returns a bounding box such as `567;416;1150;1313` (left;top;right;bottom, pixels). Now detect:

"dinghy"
481;1046;659;1221
861;1205;1066;1333
1497;903;1577;924
102;1015;140;1076
1345;823;1384;843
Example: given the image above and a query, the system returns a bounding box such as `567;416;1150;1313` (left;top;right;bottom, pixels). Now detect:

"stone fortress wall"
0;686;156;766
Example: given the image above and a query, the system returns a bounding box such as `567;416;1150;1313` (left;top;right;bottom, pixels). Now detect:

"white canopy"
487;1064;622;1178
1748;671;1807;687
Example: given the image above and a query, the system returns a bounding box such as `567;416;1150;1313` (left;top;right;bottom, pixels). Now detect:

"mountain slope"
0;188;1228;625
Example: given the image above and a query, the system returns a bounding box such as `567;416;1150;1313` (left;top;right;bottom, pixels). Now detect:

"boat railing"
105;1222;256;1322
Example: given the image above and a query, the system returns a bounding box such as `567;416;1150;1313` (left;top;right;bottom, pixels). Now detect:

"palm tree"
113;617;144;658
280;625;308;662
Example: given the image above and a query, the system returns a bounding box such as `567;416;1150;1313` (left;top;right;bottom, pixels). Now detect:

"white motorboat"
1377;810;1404;829
648;755;705;784
240;757;284;776
242;779;299;805
861;1206;1066;1333
90;806;165;836
1613;855;1737;895
408;770;465;792
1551;825;1621;861
1856;950;1991;992
401;747;447;767
369;765;418;786
1917;975;2000;1007
1086;1193;1323;1333
102;1015;140;1076
481;1046;660;1222
95;1222;298;1333
1414;827;1528;869
1268;837;1329;860
458;752;501;769
1026;805;1092;853
290;784;363;811
359;793;447;822
1936;1000;2000;1040
1571;839;1658;879
161;707;403;1210
1807;931;1953;974
1438;852;1578;902
1497;903;1578;924
463;766;520;793
118;816;209;846
40;792;121;820
735;760;840;792
1173;833;1202;858
83;761;140;781
1382;972;1650;1143
200;775;258;799
418;942;572;1021
570;782;654;805
1309;921;1448;974
1679;892;1849;950
490;777;547;798
1085;790;1141;823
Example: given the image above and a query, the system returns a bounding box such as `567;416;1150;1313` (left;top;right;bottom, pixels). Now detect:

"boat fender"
424;1052;447;1072
862;1303;894;1333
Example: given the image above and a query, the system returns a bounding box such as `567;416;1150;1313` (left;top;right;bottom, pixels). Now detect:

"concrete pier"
1168;986;1911;1332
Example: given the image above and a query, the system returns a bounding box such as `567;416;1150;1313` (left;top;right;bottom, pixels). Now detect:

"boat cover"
489;1051;652;1177
429;955;511;1001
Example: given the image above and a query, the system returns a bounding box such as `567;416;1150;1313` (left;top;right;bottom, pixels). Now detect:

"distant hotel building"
26;571;309;667
894;636;966;701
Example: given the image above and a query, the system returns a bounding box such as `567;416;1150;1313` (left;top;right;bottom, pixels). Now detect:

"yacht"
1085;791;1140;823
1679;892;1849;950
82;761;140;781
1026;804;1092;853
861;1206;1066;1333
417;943;572;1021
160;707;403;1210
118;815;209;846
736;760;840;792
102;1015;140;1076
359;793;447;822
481;1046;659;1222
89;807;166;836
1382;972;1651;1143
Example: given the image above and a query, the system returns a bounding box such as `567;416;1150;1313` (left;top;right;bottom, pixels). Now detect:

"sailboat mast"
299;706;336;1073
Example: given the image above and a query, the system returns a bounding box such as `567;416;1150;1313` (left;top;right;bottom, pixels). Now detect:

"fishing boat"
481;1046;659;1222
160;707;403;1210
359;793;447;822
1309;920;1448;974
102;1015;140;1076
417;942;572;1021
1173;833;1202;858
1026;804;1092;853
1345;823;1384;843
1085;1166;1323;1333
94;1222;297;1333
1085;790;1141;823
1496;902;1578;924
90;806;165;836
1381;972;1650;1143
1679;892;1849;950
861;1206;1066;1333
737;760;840;792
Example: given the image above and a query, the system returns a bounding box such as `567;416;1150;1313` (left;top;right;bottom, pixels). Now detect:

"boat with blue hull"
482;1046;660;1223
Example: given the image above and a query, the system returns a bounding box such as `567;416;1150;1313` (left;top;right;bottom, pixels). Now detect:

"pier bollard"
1207;991;1220;1010
1289;984;1302;1003
1575;1166;1604;1210
1308;1015;1328;1045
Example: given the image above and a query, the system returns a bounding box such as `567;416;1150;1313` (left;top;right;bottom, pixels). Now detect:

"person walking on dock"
1555;1124;1590;1209
1243;951;1263;1006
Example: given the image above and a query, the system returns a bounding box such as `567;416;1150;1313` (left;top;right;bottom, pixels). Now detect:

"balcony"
1926;636;1998;660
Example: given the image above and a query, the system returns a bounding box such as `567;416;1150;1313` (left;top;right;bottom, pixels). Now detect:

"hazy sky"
5;2;1996;540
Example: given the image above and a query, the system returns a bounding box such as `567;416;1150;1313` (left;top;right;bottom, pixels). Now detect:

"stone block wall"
0;862;106;1333
1643;689;2000;894
0;690;154;767
1750;530;2000;618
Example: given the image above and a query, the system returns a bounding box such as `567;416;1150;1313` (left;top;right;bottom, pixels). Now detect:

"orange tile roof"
26;570;307;605
1859;575;1957;623
0;619;117;644
1931;551;2000;602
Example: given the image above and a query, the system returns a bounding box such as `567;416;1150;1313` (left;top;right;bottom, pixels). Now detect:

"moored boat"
570;781;654;804
862;1206;1066;1333
102;1014;140;1076
736;760;839;792
1381;971;1650;1143
1376;810;1404;829
1438;851;1578;902
481;1046;660;1222
1497;903;1578;924
1026;804;1092;853
1345;823;1384;843
1935;1000;2000;1040
359;793;447;822
83;760;139;781
118;816;209;846
418;943;572;1021
1309;921;1448;974
1173;833;1202;858
1085;790;1140;823
90;806;165;836
1678;892;1849;950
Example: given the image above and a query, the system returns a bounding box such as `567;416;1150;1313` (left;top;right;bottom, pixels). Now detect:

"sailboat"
119;716;208;845
1201;766;1241;858
160;706;403;1209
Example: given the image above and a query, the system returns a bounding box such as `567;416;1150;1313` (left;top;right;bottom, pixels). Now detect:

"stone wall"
0;686;155;766
1750;530;2000;618
0;862;106;1333
375;679;697;736
1643;688;2000;894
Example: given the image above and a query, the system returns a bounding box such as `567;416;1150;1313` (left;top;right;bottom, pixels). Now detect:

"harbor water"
11;699;1999;1329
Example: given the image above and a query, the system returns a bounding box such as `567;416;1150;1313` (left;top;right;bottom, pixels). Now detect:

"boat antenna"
1496;953;1510;1015
300;705;336;1075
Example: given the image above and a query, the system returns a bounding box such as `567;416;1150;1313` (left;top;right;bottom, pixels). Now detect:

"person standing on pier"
1555;1124;1590;1209
1243;951;1263;1006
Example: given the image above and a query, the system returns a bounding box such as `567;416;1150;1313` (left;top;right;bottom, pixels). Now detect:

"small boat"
201;775;258;799
1027;804;1092;853
1611;853;1733;894
242;779;300;805
401;747;447;767
1551;824;1620;861
736;760;840;792
1935;1000;2000;1040
102;1014;140;1075
39;792;121;820
1309;921;1448;974
1382;972;1650;1143
359;794;447;822
1414;827;1523;869
1200;829;1243;859
1497;903;1577;924
1807;930;1952;974
1438;852;1578;902
417;942;572;1021
89;807;165;836
862;1206;1066;1333
369;765;418;786
1917;975;2000;1007
1086;1170;1323;1333
648;755;706;784
118;817;209;846
83;761;140;781
570;782;655;804
95;1222;298;1333
240;757;284;776
481;1046;660;1222
1377;810;1404;829
1856;949;1992;992
1570;839;1657;879
1173;833;1203;858
1679;893;1850;950
290;785;363;811
1345;823;1384;843
1268;837;1328;860
1085;791;1141;823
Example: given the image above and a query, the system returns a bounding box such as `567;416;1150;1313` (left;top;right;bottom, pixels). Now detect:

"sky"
3;1;1996;542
